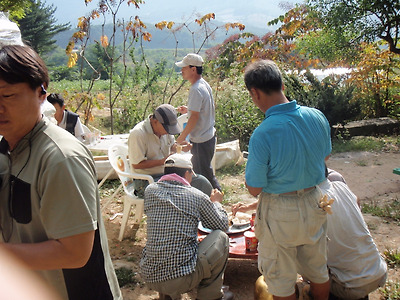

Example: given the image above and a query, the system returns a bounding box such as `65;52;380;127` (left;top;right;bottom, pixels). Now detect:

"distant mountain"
55;21;269;50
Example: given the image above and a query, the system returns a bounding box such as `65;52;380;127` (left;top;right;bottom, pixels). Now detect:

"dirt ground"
101;150;400;300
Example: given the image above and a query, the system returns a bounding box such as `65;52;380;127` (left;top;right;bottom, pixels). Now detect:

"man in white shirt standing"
47;93;85;142
175;53;221;191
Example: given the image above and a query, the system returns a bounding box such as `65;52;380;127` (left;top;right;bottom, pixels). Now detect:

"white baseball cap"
175;53;204;68
165;153;195;174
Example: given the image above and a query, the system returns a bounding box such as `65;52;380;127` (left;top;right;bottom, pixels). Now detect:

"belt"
280;186;316;195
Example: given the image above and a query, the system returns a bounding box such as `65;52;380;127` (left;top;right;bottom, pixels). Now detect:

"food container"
244;230;258;252
250;212;256;227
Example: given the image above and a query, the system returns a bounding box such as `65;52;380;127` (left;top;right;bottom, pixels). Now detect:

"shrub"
213;73;263;151
284;71;361;126
115;267;137;287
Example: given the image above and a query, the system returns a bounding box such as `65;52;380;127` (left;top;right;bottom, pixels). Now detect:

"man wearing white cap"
140;153;233;300
175;53;221;191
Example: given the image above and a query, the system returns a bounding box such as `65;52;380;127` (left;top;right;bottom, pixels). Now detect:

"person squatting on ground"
175;53;221;191
322;169;387;300
46;93;85;142
128;103;213;196
0;45;121;300
140;153;233;300
243;59;332;300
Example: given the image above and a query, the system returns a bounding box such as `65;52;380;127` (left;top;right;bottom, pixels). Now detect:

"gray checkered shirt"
140;180;229;283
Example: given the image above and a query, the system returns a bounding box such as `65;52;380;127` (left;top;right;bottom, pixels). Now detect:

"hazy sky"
46;0;301;30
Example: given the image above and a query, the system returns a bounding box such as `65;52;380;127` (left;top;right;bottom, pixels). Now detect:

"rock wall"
332;117;399;137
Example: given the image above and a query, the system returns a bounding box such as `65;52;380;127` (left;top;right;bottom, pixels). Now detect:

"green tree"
67;0;147;132
348;42;400;118
283;71;360;126
267;4;359;67
0;0;32;20
307;0;400;55
18;0;70;55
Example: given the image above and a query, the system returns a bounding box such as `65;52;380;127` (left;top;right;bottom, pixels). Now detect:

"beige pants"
255;188;329;297
330;272;387;299
147;229;229;300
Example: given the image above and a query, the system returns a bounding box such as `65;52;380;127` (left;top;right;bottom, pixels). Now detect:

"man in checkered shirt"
140;153;234;300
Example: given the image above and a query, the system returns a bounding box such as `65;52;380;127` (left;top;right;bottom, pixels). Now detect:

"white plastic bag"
214;139;244;170
40;99;57;124
0;12;23;47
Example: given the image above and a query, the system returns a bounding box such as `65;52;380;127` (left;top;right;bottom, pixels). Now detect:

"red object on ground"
198;230;258;260
229;232;258;259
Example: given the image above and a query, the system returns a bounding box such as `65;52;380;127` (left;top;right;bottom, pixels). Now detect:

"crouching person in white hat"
140;153;234;300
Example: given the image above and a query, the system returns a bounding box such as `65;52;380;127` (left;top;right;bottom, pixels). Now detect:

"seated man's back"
142;180;227;282
319;177;387;299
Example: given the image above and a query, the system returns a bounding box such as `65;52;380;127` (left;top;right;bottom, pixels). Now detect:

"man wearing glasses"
0;45;121;299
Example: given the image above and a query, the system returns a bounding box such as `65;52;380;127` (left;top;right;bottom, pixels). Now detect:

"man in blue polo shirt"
243;60;332;300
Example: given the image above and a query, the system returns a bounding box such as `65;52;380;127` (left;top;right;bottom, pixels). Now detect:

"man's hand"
232;201;258;216
171;142;192;154
232;202;247;216
180;141;192;152
177;105;188;114
210;189;223;203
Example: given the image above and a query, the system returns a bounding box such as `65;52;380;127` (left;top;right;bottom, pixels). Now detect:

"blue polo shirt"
245;100;331;194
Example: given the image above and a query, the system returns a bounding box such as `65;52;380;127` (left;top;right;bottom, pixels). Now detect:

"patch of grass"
216;162;246;177
99;179;121;199
362;199;400;223
115;267;137;287
220;180;248;206
384;248;400;268
332;135;388;154
217;163;247;205
355;159;368;166
366;222;377;231
126;256;137;263
99;179;121;190
380;280;400;299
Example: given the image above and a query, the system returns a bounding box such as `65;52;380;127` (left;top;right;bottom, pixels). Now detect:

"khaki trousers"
147;229;229;300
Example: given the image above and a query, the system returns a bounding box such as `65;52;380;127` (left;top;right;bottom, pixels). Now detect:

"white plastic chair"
108;144;154;241
81;124;91;134
177;113;189;131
